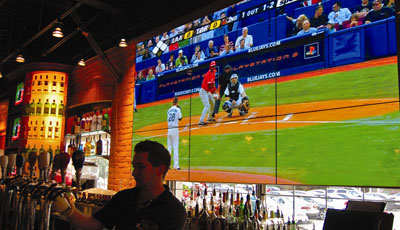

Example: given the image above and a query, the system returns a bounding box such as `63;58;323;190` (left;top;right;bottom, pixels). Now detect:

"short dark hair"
315;5;323;11
134;140;171;178
334;2;341;7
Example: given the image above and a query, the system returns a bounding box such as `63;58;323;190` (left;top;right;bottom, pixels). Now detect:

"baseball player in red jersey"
198;61;217;126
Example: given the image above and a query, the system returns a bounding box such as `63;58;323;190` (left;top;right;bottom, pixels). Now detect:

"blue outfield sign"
155;33;325;100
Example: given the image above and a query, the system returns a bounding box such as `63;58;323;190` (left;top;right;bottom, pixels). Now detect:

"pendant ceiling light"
78;59;86;66
119;38;128;47
16;54;25;63
52;26;64;38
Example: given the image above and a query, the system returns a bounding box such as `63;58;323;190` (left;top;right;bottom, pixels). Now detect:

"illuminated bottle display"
24;102;31;116
52;75;57;93
28;121;33;138
59;76;65;93
36;99;42;115
47;121;53;139
50;99;57;115
44;99;50;115
58;100;64;117
32;75;37;93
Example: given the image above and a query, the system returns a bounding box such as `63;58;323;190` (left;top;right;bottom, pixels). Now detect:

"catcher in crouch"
222;73;250;117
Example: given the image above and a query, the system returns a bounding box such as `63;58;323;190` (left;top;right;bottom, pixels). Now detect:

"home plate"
282;113;293;121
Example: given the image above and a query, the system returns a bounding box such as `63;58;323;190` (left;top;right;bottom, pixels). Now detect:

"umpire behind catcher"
211;65;233;118
222;73;250;117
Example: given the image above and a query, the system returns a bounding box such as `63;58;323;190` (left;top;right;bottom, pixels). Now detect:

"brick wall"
71;44;136;191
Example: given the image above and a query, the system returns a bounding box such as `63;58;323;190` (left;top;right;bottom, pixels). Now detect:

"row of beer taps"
0;148;86;230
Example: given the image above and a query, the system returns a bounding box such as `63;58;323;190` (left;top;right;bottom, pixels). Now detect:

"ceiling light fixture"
78;59;86;66
119;38;128;47
16;54;25;63
0;72;2;79
52;23;64;38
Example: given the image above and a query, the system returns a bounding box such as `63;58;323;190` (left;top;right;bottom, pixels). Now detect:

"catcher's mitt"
240;97;250;112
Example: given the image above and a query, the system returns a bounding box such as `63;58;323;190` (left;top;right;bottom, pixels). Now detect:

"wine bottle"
28;121;33;138
43;99;50;115
36;99;42;115
47;121;53;139
40;120;45;139
54;121;60;139
102;110;109;131
30;100;36;115
24;102;31;116
37;75;42;92
33;120;38;138
58;100;64;117
50;100;57;115
44;75;49;92
52;78;57;93
96;135;103;155
96;111;102;131
91;112;97;131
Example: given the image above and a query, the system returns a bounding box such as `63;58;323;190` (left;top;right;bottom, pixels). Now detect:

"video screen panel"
11;117;21;141
14;82;24;106
133;0;399;186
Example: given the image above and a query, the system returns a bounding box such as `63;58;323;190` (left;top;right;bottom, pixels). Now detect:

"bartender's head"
132;140;171;187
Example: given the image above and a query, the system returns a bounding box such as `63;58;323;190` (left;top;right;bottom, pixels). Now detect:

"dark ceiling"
0;0;237;98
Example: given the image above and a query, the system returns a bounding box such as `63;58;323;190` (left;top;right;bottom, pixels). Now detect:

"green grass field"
133;63;400;186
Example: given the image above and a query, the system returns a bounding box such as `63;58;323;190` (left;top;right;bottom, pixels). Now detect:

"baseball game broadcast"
132;0;399;187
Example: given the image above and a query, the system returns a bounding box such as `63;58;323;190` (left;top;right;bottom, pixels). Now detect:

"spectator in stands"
326;22;336;33
219;34;234;53
310;5;328;28
175;50;188;67
219;43;233;56
235;27;253;50
328;2;352;27
142;48;152;60
201;15;214;40
205;40;219;58
301;0;322;7
355;0;373;17
161;32;169;44
137;42;145;56
226;5;238;31
190;45;205;63
169;28;179;38
193;51;205;64
297;19;318;35
167;54;175;70
365;0;394;23
287;14;309;36
155;59;166;74
146;69;156;81
235;39;247;52
346;14;363;28
213;12;229;37
184;22;193;33
136;70;146;84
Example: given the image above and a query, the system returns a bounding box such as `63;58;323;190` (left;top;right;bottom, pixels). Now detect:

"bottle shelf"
65;130;110;138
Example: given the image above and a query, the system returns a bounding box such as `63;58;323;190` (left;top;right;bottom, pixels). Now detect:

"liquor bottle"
59;79;65;93
90;137;96;155
28;121;33;138
40;120;45;139
44;75;49;92
30;100;36;115
42;99;50;115
33;120;38;138
52;79;57;93
71;118;75;135
24;102;31;116
76;117;81;133
96;111;102;130
54;121;60;139
47;121;53;139
96;135;103;155
50;100;57;115
91;112;97;131
81;114;86;132
32;75;36;93
102;109;109;131
37;75;42;92
290;219;296;230
85;114;92;132
198;196;210;230
58;100;64;117
84;138;91;156
36;99;42;115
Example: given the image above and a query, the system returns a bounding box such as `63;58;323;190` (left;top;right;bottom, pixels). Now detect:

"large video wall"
133;0;400;186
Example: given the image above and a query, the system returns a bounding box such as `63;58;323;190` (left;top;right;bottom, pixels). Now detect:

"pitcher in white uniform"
167;96;182;169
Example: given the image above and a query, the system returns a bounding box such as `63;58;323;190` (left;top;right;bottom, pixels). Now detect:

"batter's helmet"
222;101;232;113
210;61;216;67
